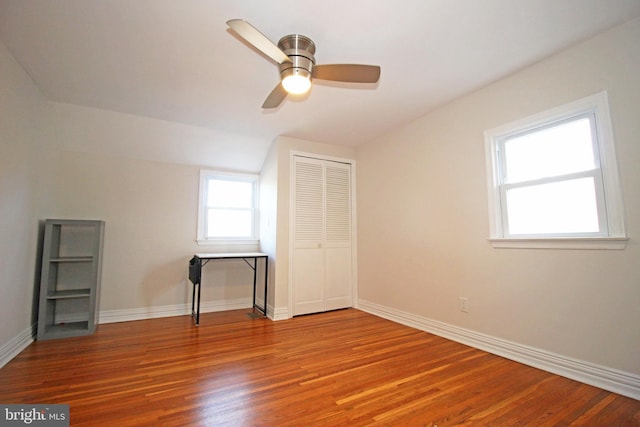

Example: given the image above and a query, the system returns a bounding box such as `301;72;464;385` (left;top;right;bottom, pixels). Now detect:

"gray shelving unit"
37;219;105;340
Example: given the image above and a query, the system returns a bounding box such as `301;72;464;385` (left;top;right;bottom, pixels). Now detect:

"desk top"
194;252;267;259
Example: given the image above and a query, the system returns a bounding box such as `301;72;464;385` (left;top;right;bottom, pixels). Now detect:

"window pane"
207;209;252;237
504;117;595;183
207;179;253;208
506;177;600;235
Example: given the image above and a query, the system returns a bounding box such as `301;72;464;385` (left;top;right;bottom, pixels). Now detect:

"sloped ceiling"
2;0;640;150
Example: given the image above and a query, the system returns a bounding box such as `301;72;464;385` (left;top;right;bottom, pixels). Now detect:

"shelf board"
46;289;91;299
49;256;93;263
41;321;91;339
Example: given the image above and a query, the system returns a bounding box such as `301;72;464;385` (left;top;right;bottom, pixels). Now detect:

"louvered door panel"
326;163;351;243
294;160;323;242
292;158;324;315
323;162;352;310
292;156;353;316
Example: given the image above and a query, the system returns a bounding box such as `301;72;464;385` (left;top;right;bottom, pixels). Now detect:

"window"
197;170;259;244
484;92;627;249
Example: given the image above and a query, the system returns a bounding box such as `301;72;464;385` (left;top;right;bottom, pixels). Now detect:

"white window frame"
197;170;259;245
484;92;627;249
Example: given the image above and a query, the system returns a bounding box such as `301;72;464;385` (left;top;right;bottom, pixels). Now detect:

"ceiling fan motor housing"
278;34;315;81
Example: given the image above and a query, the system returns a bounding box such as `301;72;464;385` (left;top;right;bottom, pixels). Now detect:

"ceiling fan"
227;19;381;109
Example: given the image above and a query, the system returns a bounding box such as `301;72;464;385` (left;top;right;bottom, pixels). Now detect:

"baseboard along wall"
0;324;35;369
98;298;254;324
356;299;640;401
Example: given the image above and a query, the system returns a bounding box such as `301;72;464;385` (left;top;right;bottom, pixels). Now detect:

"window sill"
488;237;628;250
197;239;259;246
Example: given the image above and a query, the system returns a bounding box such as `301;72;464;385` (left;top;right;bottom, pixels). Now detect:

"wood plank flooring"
1;309;638;426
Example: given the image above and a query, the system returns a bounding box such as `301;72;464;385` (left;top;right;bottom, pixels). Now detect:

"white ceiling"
2;0;640;148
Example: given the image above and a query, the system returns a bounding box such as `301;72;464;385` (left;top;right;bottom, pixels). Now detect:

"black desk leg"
190;280;201;326
195;282;201;326
252;257;258;311
191;280;196;318
253;257;268;317
189;256;202;326
263;257;268;316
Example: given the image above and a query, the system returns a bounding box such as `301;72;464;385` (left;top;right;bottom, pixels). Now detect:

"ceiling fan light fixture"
226;20;381;109
281;68;311;94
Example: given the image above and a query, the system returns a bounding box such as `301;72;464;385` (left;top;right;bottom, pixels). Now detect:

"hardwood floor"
1;309;638;426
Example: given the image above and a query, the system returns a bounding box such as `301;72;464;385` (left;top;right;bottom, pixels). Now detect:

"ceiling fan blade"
313;64;381;83
262;83;288;109
227;19;292;65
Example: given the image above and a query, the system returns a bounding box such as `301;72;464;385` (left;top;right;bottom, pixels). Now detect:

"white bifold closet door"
292;156;353;316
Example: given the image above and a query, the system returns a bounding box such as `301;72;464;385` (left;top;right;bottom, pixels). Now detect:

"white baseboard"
98;298;252;324
271;306;290;321
0;324;35;369
356;299;640;401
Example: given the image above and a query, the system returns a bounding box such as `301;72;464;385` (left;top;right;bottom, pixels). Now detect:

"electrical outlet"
459;297;469;313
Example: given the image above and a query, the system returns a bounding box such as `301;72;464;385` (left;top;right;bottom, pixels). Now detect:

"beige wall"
47;109;263;317
356;18;640;374
0;41;51;355
51;151;199;311
49;102;271;172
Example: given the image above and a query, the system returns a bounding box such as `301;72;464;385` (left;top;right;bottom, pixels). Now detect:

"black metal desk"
188;252;268;325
